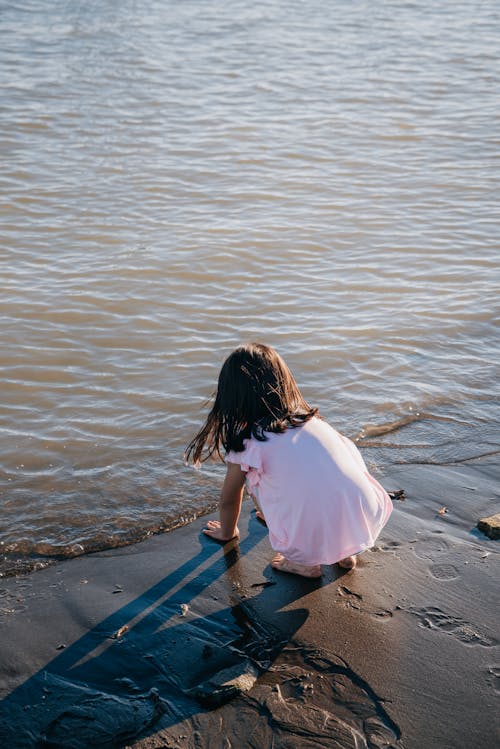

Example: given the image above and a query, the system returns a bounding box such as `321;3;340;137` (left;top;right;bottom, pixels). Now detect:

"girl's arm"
203;461;245;541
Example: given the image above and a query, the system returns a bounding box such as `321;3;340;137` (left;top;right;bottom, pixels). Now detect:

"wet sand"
0;458;498;748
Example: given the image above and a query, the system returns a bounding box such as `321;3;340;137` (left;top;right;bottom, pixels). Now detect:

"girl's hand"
203;519;239;542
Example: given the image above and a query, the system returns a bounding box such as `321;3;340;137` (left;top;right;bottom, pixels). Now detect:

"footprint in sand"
414;538;461;581
414;537;449;560
409;606;497;647
376;539;402;555
337;585;362;606
429;563;459;580
370;609;393;620
337;586;393;621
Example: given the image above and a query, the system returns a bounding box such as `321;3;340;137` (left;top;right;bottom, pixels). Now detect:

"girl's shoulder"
297;415;346;446
225;436;263;475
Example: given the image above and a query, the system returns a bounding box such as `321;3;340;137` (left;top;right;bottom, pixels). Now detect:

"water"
1;0;499;575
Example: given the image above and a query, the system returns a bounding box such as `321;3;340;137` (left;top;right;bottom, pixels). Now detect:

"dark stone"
477;513;500;540
187;661;259;708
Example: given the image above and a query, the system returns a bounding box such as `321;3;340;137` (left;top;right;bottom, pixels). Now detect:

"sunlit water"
1;0;499;575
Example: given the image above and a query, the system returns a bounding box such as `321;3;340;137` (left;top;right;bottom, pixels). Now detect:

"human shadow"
0;513;325;748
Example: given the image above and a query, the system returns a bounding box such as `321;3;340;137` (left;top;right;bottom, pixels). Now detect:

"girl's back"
187;342;393;574
227;417;392;566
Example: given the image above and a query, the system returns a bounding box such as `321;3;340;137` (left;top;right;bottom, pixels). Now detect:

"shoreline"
2;410;496;580
0;458;498;748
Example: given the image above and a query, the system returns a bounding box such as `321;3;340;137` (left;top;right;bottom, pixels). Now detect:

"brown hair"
185;342;318;464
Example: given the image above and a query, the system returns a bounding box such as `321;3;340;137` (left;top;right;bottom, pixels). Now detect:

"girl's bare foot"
338;555;357;570
255;509;267;525
271;553;322;578
203;519;239;542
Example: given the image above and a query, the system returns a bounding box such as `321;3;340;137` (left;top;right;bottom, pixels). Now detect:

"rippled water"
1;0;499;575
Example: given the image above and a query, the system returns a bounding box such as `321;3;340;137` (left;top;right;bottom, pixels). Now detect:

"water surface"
1;0;499;574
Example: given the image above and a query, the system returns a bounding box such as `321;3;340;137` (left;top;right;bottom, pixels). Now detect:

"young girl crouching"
185;343;393;578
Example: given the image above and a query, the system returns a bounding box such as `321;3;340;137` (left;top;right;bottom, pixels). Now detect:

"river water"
1;0;498;575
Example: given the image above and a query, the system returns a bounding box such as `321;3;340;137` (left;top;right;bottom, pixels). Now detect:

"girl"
185;343;392;578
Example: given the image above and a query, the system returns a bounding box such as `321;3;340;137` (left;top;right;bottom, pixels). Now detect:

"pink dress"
226;416;393;566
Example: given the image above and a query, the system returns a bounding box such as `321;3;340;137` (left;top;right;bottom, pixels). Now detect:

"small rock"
477;514;500;540
389;489;405;502
187;661;259;707
112;624;129;639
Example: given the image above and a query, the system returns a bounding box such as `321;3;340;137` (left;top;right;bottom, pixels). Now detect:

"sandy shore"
0;458;498;748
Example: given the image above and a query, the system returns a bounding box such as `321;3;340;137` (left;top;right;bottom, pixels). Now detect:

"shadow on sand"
0;514;320;748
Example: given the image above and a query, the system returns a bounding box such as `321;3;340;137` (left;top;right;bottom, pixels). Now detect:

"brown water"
1;0;499;575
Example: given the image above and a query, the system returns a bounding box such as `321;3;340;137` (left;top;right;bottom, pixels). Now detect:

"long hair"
185;342;318;464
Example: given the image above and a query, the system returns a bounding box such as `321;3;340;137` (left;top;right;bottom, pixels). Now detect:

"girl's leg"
247;485;267;524
249;484;320;576
251;482;320;577
271;553;322;578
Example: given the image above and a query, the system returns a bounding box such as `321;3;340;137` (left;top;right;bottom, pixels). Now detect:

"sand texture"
0;458;499;748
